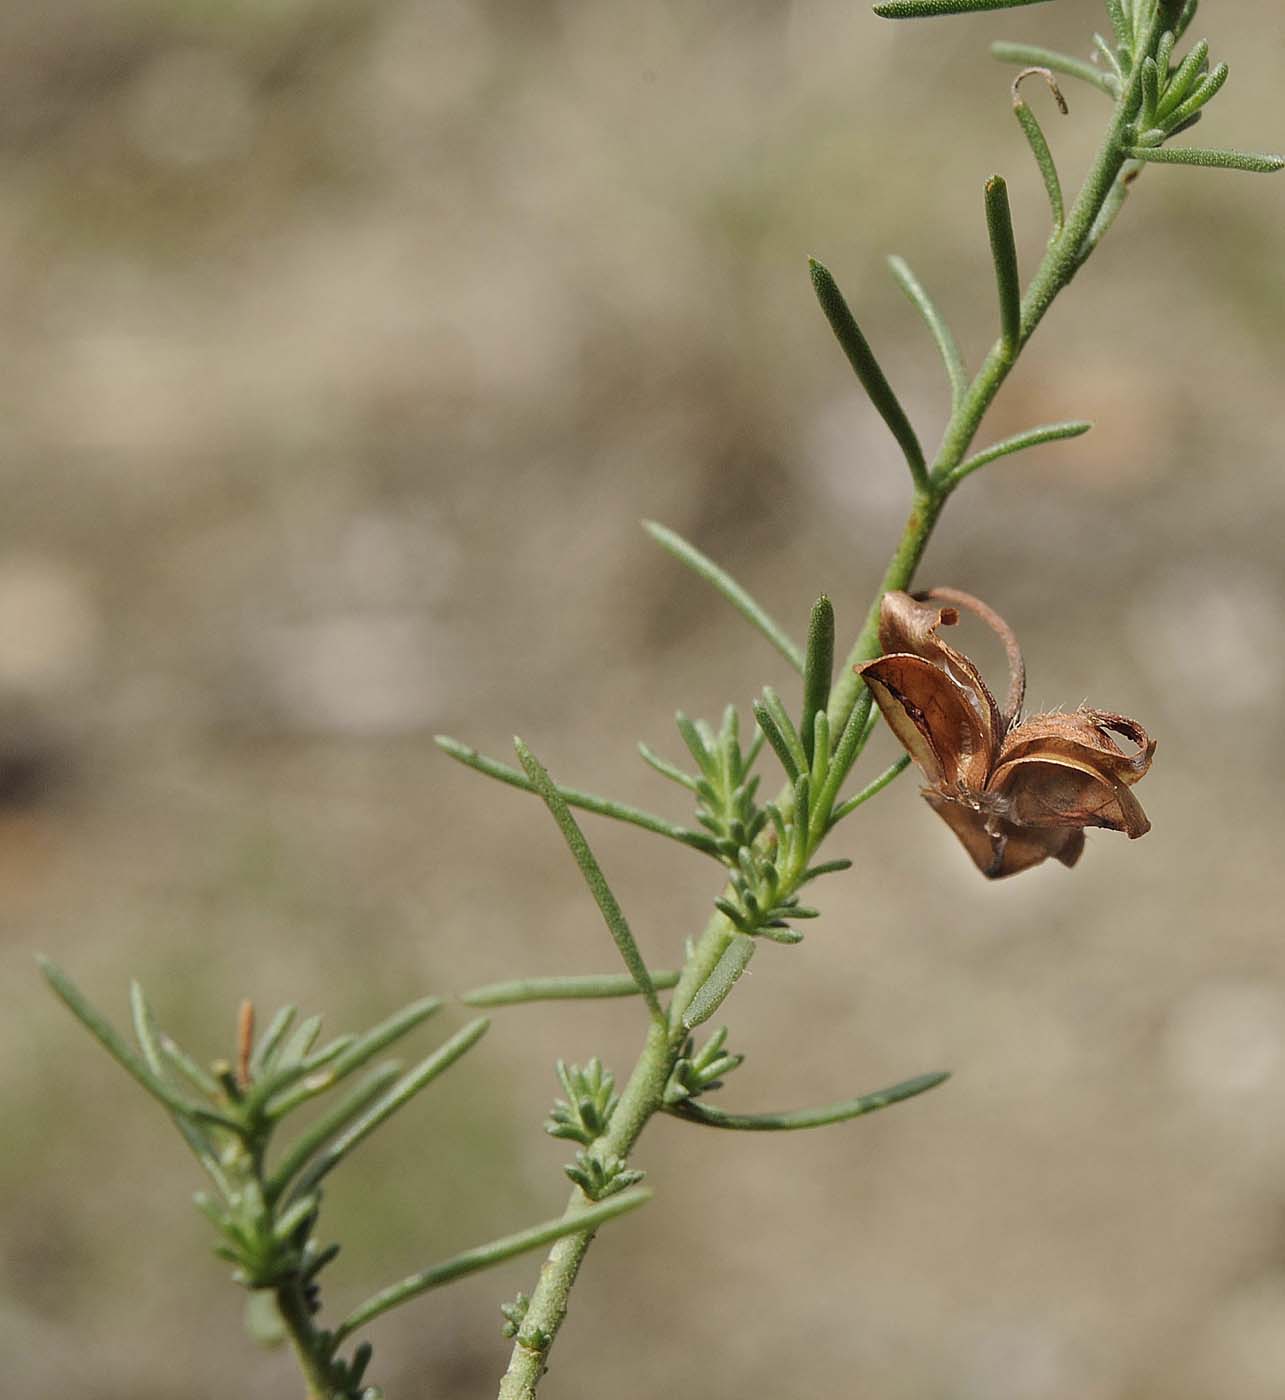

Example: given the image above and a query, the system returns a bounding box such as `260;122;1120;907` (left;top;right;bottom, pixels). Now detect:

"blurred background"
5;1;1284;1396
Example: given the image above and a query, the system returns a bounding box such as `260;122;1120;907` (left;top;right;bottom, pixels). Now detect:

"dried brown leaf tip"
856;589;1155;879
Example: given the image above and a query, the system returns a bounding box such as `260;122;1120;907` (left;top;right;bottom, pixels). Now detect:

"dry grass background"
3;2;1284;1397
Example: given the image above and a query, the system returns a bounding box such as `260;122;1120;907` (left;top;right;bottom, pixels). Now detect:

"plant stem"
493;19;1165;1396
275;1280;336;1400
496;921;730;1400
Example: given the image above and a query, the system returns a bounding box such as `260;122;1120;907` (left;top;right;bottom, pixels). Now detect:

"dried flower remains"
857;589;1154;879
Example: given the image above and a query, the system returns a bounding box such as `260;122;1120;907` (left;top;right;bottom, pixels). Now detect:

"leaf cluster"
38;961;645;1398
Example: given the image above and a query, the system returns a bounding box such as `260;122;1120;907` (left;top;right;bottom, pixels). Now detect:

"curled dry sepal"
857;590;1154;878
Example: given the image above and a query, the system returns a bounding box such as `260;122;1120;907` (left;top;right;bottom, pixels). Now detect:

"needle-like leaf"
250;1005;297;1077
808;258;928;490
991;42;1116;95
1121;146;1283;173
759;688;808;778
1163;62;1228;128
666;1071;950;1129
266;1062;405;1202
948;420;1092;484
436;736;719;858
291;1018;491;1197
887;256;968;413
1011;69;1068;234
984;175;1021;356
751;697;801;783
801;597;835;765
39;958;240;1130
637;742;698;791
264;996;443;1118
642;521;803;672
330;1189;651;1347
1156;38;1209;120
829;755;913;825
874;0;1051;15
515;739;665;1021
128;983;230;1190
460;971;681;1008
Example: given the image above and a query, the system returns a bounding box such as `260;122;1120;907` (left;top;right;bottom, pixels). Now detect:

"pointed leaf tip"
874;0;1052;16
809;258;927;488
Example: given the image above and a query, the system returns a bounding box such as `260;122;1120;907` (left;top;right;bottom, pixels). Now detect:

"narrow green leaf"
990;42;1116;96
674;713;716;778
744;727;766;773
886;256;968;412
128;985;231;1190
349;1341;373;1387
800;597;835;766
683;935;756;1030
272;1194;319;1243
265;1063;405;1201
798;857;853;884
436;736;719;858
331;1189;651;1347
1092;33;1123;82
1138;57;1160;131
264;995;443;1118
291;1018;490;1197
1104;0;1129;46
158;1033;222;1100
1014;102;1064;233
949;420;1092;484
460;970;681;1008
983;176;1021;356
761;688;808;778
39;958;240;1131
713;897;753;933
830;754;913;824
193;1192;244;1244
1011;70;1067;233
320;998;441;1082
751;699;800;783
791;772;811;855
515;739;664;1020
642;521;803;672
808;258;927;489
808;711;830;795
637;742;698;791
813;687;876;828
873;0;1051;15
756;923;804;946
250;1005;297;1076
301;1034;356;1073
278;1014;324;1068
1156;39;1209;120
666;1071;950;1130
1122;146;1284;173
129;981;169;1081
1164;62;1228;128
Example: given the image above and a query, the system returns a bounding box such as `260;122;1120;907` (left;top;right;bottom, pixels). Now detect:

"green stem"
275;1281;337;1400
496;917;732;1400
493;18;1166;1396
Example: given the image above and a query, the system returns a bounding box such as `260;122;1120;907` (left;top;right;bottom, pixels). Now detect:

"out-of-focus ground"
3;2;1284;1397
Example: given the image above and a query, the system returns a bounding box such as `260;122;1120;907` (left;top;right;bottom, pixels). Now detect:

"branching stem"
494;13;1171;1397
275;1281;337;1400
